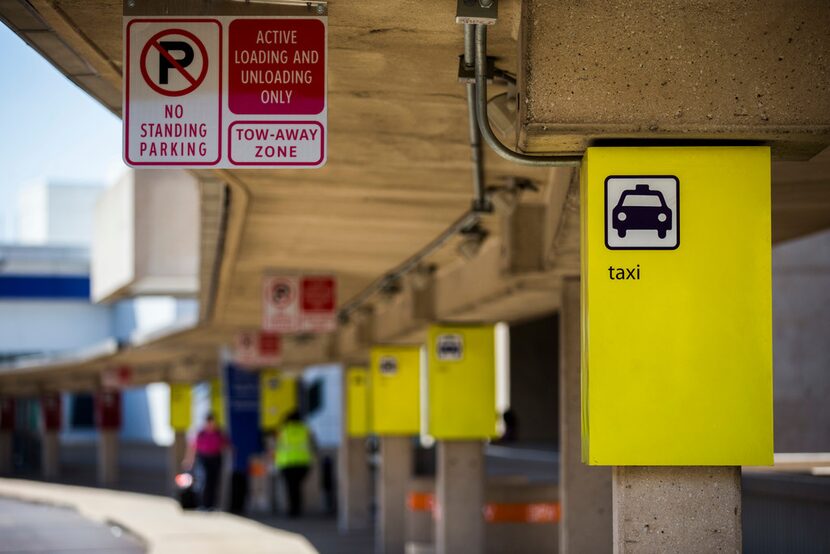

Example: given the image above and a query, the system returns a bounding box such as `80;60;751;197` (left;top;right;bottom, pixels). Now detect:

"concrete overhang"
0;324;221;393
0;0;828;380
0;0;122;115
519;0;830;160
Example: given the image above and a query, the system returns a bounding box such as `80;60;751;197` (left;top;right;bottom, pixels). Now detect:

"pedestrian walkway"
253;514;374;554
0;479;318;554
0;497;144;554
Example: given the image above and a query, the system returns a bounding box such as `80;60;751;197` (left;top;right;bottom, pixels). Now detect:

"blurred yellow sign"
346;366;370;437
427;324;498;440
210;378;225;428
371;345;421;435
581;146;773;465
169;382;192;432
260;370;297;430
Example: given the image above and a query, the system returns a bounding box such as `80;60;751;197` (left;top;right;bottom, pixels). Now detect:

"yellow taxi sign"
169;382;192;432
371;345;421;435
260;369;297;430
581;146;773;466
427;324;498;440
346;366;370;437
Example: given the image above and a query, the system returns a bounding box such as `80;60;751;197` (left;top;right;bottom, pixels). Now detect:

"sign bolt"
316;3;327;15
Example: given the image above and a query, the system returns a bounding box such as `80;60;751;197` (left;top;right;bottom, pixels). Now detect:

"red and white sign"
102;365;133;390
262;274;337;333
124;16;327;168
234;330;282;367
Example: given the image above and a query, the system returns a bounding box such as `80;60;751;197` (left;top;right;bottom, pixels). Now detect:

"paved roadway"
253;514;374;554
0;497;144;554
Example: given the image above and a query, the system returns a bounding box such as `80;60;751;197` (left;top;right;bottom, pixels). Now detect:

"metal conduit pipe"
474;24;582;167
465;24;490;212
337;210;480;321
464;23;476;67
339;23;569;320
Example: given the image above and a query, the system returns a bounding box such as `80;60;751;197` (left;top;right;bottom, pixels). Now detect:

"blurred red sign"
96;390;122;430
235;330;282;367
102;365;133;390
0;397;14;431
262;273;336;333
41;392;62;432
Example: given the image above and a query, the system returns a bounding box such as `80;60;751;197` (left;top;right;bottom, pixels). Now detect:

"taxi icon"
612;184;673;239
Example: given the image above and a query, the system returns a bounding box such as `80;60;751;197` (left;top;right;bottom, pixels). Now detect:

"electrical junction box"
581;146;773;466
427;324;499;440
371;345;422;435
346;367;370;438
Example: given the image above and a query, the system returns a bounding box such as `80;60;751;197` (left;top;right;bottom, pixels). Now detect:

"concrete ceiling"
0;0;829;389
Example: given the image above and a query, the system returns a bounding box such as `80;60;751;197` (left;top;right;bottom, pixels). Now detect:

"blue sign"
224;363;261;471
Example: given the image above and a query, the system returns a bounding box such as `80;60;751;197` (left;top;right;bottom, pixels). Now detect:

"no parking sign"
124;16;327;168
261;273;337;333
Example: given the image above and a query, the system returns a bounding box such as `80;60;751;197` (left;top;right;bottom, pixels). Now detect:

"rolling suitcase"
175;472;198;510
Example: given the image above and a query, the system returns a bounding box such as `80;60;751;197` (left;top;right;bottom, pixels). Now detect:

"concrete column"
339;437;371;531
39;392;61;480
612;466;742;553
168;431;187;493
41;431;60;479
377;435;412;554
97;429;119;486
559;277;613;553
436;440;484;554
0;431;11;475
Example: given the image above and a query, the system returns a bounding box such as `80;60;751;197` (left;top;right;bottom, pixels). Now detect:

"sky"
0;23;124;241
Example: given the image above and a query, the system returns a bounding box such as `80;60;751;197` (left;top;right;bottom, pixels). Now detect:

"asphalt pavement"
0;496;144;554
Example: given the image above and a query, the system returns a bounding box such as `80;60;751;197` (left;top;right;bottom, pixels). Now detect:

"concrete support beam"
338;437;371;532
0;431;11;475
434;240;561;324
97;429;119;486
520;0;830;158
377;436;412;554
436;441;485;554
336;308;375;361
41;431;60;480
283;334;335;370
612;467;742;553
559;278;612;553
504;204;548;274
374;272;436;344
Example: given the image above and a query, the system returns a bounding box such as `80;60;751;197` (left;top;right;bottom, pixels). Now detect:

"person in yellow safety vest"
276;410;315;517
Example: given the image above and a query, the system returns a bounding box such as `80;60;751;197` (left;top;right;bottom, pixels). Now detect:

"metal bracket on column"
456;0;498;25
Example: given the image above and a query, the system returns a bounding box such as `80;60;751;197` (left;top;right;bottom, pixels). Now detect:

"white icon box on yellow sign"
605;176;679;250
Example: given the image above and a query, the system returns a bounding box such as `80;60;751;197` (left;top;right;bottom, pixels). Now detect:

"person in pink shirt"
183;413;228;510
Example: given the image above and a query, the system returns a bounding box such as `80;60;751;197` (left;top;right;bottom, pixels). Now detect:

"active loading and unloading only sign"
124;17;327;168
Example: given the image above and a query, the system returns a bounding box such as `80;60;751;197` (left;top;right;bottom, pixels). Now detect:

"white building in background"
16;181;104;246
0;244;110;360
1;177;198;449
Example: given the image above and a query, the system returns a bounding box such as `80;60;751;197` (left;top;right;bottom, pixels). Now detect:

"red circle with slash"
140;28;209;97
